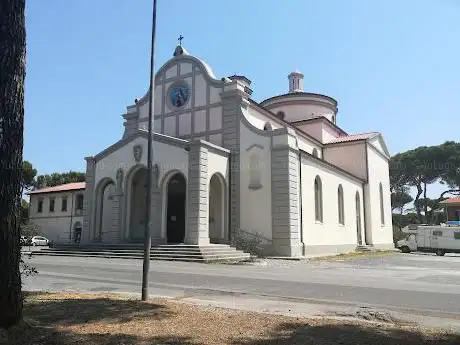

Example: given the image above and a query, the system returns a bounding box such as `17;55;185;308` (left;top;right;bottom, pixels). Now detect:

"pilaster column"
271;144;302;257
221;86;247;235
186;142;209;245
82;157;96;244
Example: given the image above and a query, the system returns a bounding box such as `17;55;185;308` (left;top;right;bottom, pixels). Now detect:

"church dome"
260;70;338;123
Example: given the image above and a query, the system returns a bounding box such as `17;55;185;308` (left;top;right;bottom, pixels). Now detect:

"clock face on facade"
168;82;190;108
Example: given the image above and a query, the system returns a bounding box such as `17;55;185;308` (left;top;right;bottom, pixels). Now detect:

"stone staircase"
29;243;252;263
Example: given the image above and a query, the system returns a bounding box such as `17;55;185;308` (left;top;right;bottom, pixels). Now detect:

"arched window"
338;185;345;225
314;176;323;222
263;122;272;131
312;148;319;158
276;111;285;120
379;182;385;225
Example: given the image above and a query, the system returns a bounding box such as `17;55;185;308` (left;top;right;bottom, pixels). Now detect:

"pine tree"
0;0;26;329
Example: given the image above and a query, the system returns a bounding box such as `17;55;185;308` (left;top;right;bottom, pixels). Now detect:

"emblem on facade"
133;145;143;162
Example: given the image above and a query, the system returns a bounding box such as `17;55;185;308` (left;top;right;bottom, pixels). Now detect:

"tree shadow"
232;321;460;345
10;328;196;345
23;292;174;326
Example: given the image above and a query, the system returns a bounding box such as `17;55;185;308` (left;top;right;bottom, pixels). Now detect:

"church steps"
30;244;251;262
29;251;249;262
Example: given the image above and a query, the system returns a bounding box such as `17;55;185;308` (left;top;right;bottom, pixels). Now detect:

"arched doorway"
209;174;225;243
355;192;363;245
129;167;148;242
95;180;116;241
166;172;186;243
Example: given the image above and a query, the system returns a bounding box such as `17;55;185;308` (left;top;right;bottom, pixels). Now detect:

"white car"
30;236;49;246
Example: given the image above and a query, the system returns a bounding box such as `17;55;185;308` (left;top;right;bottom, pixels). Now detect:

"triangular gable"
92;130;188;162
369;134;390;158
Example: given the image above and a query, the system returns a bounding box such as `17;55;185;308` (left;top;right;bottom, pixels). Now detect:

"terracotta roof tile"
440;197;460;204
327;132;378;144
28;182;86;195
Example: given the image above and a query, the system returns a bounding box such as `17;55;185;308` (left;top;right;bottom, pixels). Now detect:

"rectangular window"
76;194;84;210
37;199;43;213
454;232;460;240
432;230;443;236
61;197;68;212
49;198;55;212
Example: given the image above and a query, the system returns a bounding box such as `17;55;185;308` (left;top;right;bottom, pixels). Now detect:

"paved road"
23;252;460;326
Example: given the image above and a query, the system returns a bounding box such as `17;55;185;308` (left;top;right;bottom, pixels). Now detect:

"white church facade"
81;44;394;257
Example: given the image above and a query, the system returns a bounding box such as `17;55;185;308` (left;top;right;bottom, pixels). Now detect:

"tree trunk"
414;183;423;223
0;0;26;329
423;182;428;222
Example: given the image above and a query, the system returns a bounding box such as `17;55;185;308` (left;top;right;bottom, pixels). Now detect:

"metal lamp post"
141;0;158;302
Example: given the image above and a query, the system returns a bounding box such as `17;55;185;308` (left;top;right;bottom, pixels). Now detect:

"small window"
61;197;68;212
49;198;55;212
432;230;443;237
37;199;43;213
276;111;285;120
332;115;335;123
76;194;84;210
263;122;272;131
312;148;319;158
454;232;460;240
379;182;385;225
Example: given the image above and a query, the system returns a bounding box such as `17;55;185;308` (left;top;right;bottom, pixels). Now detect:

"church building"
81;44;394;257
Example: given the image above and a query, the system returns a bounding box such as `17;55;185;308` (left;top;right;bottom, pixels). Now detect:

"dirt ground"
3;292;460;345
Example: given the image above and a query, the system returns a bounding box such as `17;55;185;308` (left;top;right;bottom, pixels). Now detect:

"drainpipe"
68;192;74;244
298;151;305;255
227;153;232;243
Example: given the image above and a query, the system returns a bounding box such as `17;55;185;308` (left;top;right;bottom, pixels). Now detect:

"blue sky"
25;0;459;196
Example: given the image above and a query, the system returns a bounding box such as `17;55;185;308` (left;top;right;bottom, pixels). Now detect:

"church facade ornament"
133;144;143;162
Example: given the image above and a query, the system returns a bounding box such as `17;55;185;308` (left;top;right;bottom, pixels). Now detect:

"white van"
396;225;460;256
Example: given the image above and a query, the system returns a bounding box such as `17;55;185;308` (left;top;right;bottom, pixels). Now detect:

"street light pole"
141;0;158;302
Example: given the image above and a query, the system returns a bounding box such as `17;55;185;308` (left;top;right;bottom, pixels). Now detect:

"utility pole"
141;0;158;301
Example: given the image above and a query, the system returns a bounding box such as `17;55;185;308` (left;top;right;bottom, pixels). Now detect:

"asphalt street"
23;252;460;327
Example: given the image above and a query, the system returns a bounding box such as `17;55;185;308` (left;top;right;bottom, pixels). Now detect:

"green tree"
0;0;26;329
21;160;37;191
34;171;85;189
20;199;29;225
391;189;413;213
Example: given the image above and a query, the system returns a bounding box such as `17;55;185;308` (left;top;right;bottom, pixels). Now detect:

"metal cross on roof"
178;35;184;46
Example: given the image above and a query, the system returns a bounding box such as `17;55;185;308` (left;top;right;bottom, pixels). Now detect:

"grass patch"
3;291;458;345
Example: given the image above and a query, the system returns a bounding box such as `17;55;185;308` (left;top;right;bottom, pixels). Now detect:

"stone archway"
95;179;116;242
166;172;186;244
209;173;226;244
128;167;148;242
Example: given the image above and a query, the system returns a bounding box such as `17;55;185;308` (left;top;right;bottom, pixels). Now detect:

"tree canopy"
389;141;460;224
34;171;85;189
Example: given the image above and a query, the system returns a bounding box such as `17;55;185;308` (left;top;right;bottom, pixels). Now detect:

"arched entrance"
95;179;116;241
355;192;363;245
129;167;148;242
209;174;226;243
166;172;186;243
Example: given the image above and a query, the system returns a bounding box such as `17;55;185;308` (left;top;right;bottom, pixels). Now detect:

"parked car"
30;236;49;246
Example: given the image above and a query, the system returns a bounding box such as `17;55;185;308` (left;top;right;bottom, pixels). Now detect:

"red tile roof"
28;182;86;195
327;132;378;144
440;197;460;205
